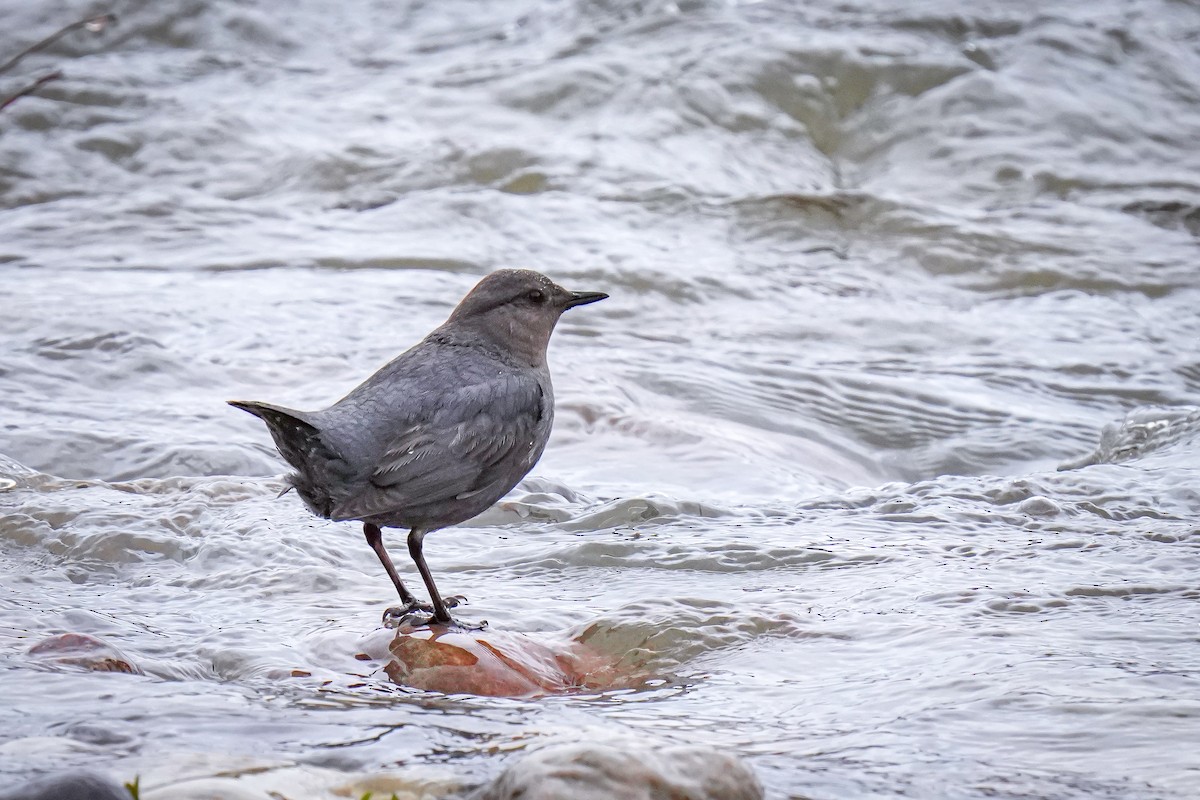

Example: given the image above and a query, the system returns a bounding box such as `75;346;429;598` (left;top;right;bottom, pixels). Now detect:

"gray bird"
229;269;607;626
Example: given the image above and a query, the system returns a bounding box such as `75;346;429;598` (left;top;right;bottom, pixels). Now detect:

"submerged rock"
381;623;633;697
0;771;131;800
118;752;460;800
28;633;141;675
474;742;764;800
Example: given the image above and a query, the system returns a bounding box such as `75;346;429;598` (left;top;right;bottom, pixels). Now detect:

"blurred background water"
2;0;1199;797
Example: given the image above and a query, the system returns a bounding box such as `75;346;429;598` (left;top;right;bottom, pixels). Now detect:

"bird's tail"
228;400;343;517
225;398;326;472
228;400;321;468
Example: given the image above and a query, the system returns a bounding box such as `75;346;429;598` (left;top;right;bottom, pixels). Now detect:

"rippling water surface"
3;1;1200;797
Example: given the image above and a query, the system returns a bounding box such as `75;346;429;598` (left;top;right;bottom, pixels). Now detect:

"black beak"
564;290;608;309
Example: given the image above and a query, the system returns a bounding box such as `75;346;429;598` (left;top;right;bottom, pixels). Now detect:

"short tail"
228;400;343;517
229;399;317;436
228;399;321;462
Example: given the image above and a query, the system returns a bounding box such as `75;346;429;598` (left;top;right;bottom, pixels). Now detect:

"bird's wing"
328;372;547;522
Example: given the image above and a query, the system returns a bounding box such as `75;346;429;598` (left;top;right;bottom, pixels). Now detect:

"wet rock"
28;632;141;675
474;742;764;800
380;624;633;697
0;771;131;800
122;751;459;800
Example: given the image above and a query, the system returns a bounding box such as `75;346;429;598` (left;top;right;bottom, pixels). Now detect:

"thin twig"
0;13;117;76
0;70;63;112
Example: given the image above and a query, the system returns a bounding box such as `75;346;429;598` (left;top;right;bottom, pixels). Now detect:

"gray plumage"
229;269;607;625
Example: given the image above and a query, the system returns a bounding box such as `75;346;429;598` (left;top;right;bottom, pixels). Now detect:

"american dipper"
229;269;607;626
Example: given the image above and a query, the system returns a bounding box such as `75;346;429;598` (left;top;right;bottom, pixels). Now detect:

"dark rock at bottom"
0;772;130;800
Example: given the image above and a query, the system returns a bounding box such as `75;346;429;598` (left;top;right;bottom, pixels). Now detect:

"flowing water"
2;0;1199;797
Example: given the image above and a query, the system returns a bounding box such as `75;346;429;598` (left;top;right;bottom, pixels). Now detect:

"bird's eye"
527;289;546;304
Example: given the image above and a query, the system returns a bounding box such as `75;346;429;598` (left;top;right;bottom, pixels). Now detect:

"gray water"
2;0;1200;797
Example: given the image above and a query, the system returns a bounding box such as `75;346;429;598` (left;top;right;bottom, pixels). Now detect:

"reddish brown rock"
382;624;635;697
27;633;141;675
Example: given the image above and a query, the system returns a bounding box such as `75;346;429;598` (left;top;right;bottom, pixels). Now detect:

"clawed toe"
382;596;477;629
456;617;488;632
382;602;430;625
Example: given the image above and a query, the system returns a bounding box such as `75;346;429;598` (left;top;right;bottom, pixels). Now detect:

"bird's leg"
363;522;422;611
407;528;456;626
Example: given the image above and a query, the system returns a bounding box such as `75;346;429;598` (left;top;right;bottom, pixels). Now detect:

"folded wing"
329;373;547;523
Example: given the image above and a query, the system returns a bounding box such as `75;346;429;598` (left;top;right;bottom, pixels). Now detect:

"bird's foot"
382;596;484;630
381;604;434;629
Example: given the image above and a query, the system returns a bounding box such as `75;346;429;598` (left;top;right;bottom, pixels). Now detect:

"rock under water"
0;772;131;800
474;741;764;800
380;622;636;697
27;633;141;676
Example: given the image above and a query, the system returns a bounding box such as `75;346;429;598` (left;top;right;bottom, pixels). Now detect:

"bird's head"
444;269;607;365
